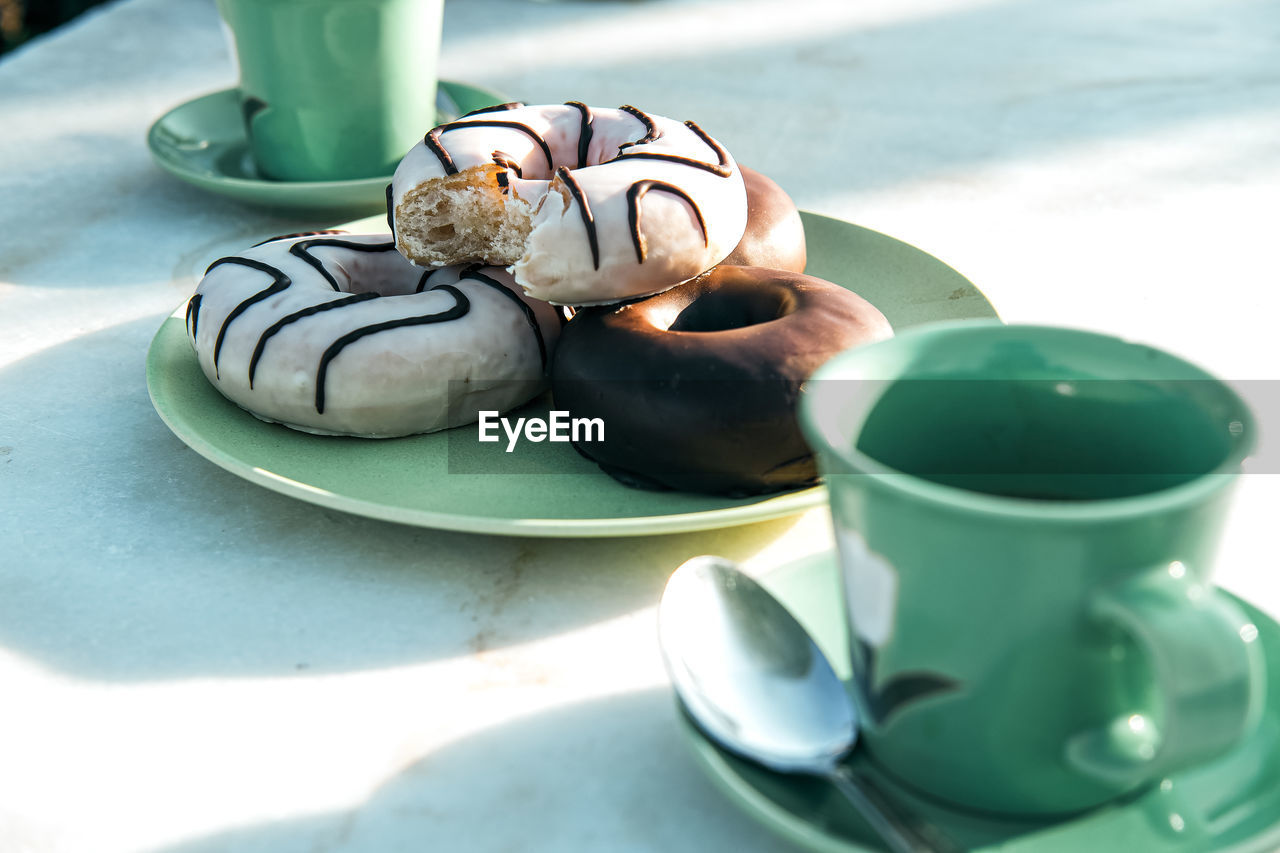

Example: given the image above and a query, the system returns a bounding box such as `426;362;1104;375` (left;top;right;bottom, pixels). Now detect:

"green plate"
145;213;997;537
146;80;507;215
681;551;1280;851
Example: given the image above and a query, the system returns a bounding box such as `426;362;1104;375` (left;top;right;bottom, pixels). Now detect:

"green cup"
800;321;1266;816
215;0;442;182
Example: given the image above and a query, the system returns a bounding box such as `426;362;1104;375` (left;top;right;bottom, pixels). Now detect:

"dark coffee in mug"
854;378;1238;501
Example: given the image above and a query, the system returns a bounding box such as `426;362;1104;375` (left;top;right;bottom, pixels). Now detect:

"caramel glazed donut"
551;265;893;496
389;102;749;306
185;232;561;438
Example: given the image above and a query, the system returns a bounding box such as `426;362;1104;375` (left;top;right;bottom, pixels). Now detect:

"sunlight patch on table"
0;607;670;853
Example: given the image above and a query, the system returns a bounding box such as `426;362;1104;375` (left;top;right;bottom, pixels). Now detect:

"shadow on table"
0;314;814;682
151;687;779;853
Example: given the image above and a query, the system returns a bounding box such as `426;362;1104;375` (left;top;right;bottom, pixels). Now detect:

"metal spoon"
658;555;959;853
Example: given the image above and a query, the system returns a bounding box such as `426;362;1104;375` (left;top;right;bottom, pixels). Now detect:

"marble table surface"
2;0;1277;850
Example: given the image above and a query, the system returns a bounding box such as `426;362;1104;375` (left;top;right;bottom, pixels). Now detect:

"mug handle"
1064;565;1266;787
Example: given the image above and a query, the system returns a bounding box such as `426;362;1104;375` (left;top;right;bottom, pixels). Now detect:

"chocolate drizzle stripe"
626;180;708;263
204;238;398;378
612;150;732;178
461;101;525;117
428;120;554;176
288;238;397;291
492;151;521;193
461;264;549;371
565;101;594;169
248;293;380;388
385;184;395;240
612;118;731;177
425;127;459;175
250;230;348;249
186;293;202;339
413;268;439;294
491;152;523;178
314;284;470;414
205;257;291;377
555;166;600;271
682;120;730;170
618;105;659;149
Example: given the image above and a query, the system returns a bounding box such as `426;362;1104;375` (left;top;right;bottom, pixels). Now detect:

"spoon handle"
828;765;963;853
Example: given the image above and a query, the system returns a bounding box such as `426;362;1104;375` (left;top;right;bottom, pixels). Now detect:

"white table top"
2;0;1277;850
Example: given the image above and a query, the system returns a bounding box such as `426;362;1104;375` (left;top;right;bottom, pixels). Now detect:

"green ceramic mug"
215;0;443;182
800;321;1266;816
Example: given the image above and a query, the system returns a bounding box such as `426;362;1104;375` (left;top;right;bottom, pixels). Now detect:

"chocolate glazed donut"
551;265;892;496
722;166;807;273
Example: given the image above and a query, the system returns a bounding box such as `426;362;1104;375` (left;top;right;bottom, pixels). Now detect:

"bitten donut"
722;166;807;273
185;231;561;438
390;102;749;305
550;265;892;495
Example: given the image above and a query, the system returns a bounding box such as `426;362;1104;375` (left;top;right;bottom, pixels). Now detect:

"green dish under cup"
215;0;444;182
799;320;1266;817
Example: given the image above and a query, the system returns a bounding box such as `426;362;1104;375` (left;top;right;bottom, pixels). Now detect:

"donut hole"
326;248;436;297
667;282;797;332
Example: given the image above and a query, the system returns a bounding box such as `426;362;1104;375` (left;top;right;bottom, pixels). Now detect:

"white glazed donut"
185;231;561;438
389;102;749;306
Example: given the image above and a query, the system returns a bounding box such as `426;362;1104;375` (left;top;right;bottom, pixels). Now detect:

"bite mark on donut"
393;104;747;304
396;164;534;267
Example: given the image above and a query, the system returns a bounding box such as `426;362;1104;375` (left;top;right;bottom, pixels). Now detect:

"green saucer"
680;551;1280;851
146;80;507;215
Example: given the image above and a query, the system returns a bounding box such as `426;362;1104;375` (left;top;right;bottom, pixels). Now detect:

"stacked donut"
186;102;891;493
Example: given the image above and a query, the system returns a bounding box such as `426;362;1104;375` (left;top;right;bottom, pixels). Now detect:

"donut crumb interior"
396;165;533;267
